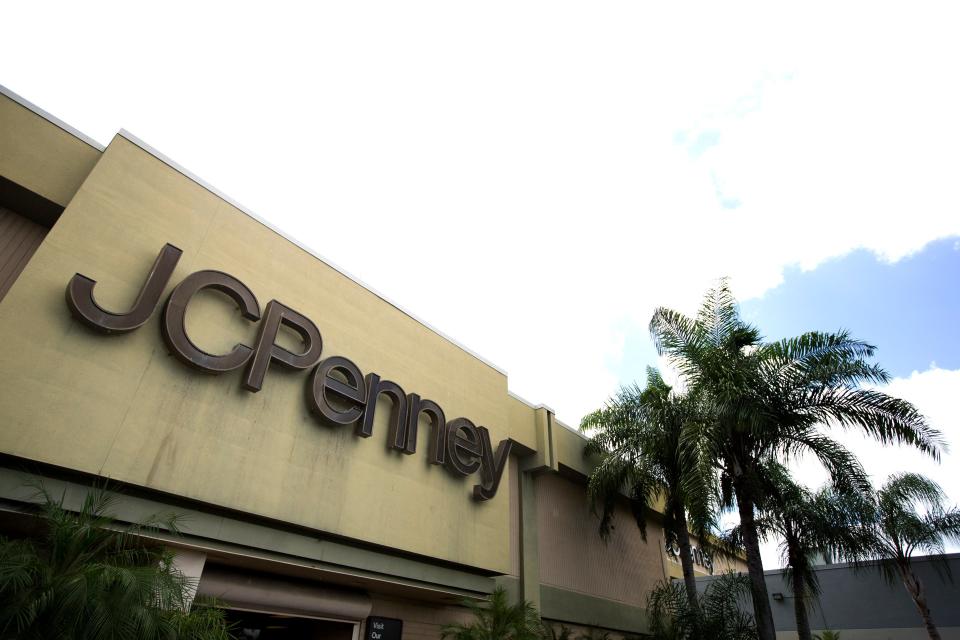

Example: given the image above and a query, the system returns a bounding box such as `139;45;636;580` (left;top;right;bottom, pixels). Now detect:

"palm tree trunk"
734;482;777;640
898;563;941;640
787;540;812;640
673;504;701;616
792;584;812;640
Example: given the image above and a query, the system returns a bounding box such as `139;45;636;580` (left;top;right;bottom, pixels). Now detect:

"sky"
2;2;958;569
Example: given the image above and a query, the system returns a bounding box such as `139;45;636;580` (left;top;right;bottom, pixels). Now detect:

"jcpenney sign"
664;530;714;574
65;244;512;501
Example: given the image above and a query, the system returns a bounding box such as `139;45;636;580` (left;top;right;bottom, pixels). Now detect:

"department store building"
0;85;744;639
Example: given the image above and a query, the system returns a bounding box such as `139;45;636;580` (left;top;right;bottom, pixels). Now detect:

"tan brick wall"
535;473;666;607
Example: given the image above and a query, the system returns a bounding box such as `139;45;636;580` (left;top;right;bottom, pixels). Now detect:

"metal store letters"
66;243;512;501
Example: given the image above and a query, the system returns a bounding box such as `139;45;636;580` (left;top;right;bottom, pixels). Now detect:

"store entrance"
225;609;355;640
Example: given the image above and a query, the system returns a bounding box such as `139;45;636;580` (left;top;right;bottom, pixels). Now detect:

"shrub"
0;486;233;639
647;573;756;640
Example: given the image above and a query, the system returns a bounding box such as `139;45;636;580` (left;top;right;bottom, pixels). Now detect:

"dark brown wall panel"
0;206;47;303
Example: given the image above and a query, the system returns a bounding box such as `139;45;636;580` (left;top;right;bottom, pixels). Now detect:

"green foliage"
580;367;717;621
542;624;576;640
441;587;543;640
838;473;960;583
167;605;234;640
580;368;717;541
721;465;872;640
735;464;865;602
575;628;612;640
646;573;756;640
542;624;619;640
0;485;234;640
649;278;941;640
650;278;940;513
874;473;960;569
813;631;841;640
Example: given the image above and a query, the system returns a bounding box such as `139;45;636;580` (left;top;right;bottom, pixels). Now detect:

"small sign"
365;617;402;640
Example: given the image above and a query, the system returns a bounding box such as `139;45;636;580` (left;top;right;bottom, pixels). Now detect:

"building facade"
698;554;960;640
0;85;743;639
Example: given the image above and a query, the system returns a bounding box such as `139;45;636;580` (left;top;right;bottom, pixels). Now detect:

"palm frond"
796;388;943;459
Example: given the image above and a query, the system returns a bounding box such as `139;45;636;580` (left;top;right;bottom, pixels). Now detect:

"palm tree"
650;279;942;640
836;473;960;640
728;464;865;640
0;485;233;640
580;367;716;619
441;586;543;640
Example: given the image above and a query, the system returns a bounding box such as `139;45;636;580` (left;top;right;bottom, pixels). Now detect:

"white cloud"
1;2;959;427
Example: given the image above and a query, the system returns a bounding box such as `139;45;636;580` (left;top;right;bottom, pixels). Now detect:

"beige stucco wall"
0;134;516;573
552;419;597;477
0;92;101;207
507;394;539;452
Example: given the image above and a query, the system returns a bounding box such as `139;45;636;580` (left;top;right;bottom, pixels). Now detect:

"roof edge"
115;129;510;378
0;84;105;151
0;83;577;416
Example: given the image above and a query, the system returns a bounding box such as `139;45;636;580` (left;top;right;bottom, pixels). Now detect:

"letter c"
161;270;261;373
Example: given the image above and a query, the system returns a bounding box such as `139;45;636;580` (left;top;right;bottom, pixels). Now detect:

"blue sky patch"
741;237;960;379
612;236;960;391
